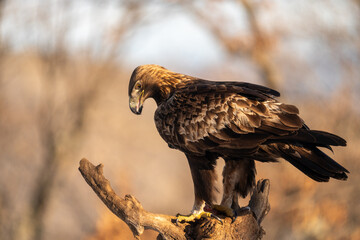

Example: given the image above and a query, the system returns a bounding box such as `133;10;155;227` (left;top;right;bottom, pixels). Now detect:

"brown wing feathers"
152;69;348;182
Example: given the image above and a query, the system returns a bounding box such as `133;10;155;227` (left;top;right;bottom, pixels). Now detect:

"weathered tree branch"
79;158;270;240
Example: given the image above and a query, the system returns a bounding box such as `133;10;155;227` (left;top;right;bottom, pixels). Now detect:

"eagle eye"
134;82;142;90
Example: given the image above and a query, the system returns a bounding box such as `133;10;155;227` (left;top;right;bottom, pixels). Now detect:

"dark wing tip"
268;88;280;97
246;83;280;97
311;130;347;147
237;82;280;98
333;172;348;180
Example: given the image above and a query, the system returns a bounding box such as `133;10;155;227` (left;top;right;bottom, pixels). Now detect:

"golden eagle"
128;64;348;222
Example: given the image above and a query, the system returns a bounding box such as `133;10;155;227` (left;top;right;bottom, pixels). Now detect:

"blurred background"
0;0;359;239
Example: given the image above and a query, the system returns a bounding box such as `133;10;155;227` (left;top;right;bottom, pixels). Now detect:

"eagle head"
128;64;187;114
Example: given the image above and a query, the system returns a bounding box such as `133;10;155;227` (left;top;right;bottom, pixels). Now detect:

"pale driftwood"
79;158;270;240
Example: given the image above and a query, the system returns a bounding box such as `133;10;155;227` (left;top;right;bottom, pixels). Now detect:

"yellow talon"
198;211;213;219
176;211;220;225
176;212;212;223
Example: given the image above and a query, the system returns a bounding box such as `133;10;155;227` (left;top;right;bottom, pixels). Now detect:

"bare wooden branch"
79;158;270;240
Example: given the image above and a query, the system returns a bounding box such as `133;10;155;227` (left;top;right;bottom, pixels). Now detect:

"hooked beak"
129;91;144;115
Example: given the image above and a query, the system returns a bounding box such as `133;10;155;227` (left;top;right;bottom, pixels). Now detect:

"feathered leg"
187;154;217;212
176;154;218;224
218;158;256;216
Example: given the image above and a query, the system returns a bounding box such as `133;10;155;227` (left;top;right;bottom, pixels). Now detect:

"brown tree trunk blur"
238;0;280;89
29;51;65;240
30;128;58;240
182;0;281;89
21;2;148;239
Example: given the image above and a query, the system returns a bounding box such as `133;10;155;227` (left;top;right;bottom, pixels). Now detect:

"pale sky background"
0;0;359;95
1;1;357;65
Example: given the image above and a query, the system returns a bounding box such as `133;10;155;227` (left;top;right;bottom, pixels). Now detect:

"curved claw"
210;213;223;225
231;211;238;223
242;206;251;212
